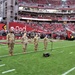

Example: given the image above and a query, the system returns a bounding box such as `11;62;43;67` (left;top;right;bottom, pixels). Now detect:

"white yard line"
0;55;9;58
0;44;75;58
0;49;44;58
69;52;73;54
53;45;75;49
2;69;15;74
0;64;5;67
62;67;75;75
0;44;21;47
59;51;64;53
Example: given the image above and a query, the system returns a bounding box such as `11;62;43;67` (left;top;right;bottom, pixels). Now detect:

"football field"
0;39;75;75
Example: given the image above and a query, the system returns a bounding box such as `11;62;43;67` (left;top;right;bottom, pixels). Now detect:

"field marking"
1;44;75;48
0;49;44;58
69;52;73;54
0;64;5;67
0;44;21;47
2;69;15;74
0;55;9;58
59;51;64;53
0;44;75;58
62;67;75;75
52;45;75;50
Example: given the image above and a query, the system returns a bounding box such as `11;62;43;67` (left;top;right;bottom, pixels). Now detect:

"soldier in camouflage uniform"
21;32;28;53
7;29;15;56
34;34;39;51
44;35;48;50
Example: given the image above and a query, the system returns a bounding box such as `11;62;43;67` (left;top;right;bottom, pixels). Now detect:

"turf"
0;40;75;75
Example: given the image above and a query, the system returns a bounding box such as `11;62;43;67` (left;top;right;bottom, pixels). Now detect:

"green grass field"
0;39;75;75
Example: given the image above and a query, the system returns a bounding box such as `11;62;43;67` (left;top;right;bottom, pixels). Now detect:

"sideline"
62;67;75;75
2;69;15;74
0;64;5;67
0;44;75;58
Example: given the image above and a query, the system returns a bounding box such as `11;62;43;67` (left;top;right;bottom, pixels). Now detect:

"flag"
66;28;72;39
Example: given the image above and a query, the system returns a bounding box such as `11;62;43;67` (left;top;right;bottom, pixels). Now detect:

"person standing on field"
34;34;39;51
7;29;15;56
21;32;28;53
44;35;48;50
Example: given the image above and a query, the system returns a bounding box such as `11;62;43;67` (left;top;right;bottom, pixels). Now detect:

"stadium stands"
18;0;75;6
0;0;75;40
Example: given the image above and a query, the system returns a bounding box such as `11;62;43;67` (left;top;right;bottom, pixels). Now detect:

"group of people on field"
6;29;49;56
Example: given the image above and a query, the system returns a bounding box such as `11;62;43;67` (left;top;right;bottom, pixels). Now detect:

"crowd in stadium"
0;0;75;40
0;21;75;40
19;13;75;21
